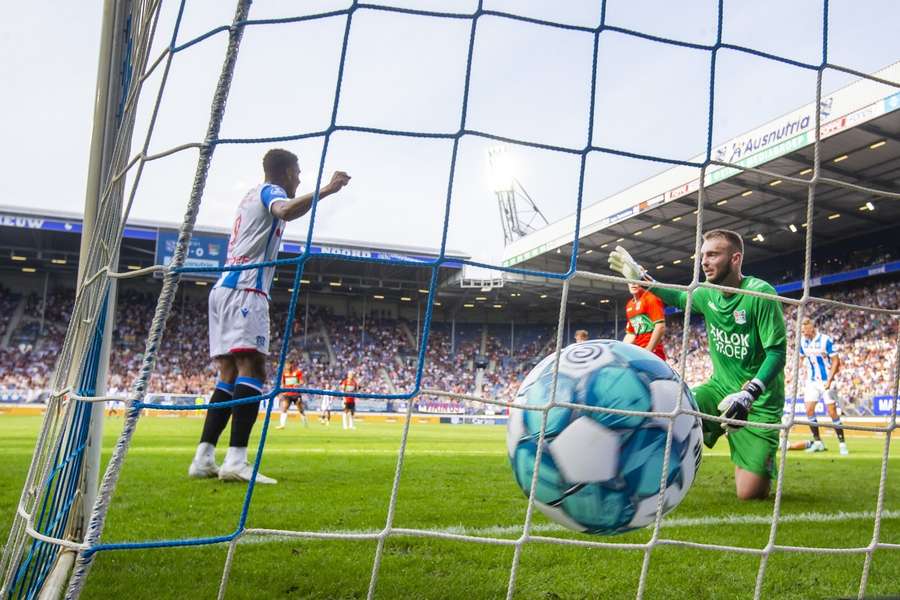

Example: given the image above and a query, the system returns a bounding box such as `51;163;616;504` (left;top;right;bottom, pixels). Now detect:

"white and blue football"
507;339;703;535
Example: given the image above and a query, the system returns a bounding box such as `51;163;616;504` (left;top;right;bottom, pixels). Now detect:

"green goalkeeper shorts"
692;380;778;479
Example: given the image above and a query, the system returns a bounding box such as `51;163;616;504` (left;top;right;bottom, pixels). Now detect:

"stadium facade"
502;60;900;284
3;56;900;323
0;64;898;415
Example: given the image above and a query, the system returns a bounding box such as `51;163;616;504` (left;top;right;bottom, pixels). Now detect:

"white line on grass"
236;509;900;545
2;448;510;456
132;447;511;456
5;447;885;459
121;447;885;459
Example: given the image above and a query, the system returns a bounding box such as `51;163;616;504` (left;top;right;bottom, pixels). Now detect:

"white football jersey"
214;183;288;297
800;333;837;383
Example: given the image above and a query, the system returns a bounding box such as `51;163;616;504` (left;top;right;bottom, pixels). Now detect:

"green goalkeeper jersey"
652;276;786;423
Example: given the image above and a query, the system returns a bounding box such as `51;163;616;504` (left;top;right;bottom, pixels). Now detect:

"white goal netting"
2;2;898;599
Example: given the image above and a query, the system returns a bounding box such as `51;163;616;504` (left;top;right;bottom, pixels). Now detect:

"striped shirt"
214;183;288;298
800;333;837;383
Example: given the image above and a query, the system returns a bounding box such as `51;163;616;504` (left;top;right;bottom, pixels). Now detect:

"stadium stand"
0;275;896;413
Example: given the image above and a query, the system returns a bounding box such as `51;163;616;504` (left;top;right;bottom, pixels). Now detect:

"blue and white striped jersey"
213;183;288;298
799;332;837;383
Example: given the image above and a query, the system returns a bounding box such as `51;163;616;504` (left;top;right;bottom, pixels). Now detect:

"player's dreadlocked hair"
703;228;744;254
262;148;298;179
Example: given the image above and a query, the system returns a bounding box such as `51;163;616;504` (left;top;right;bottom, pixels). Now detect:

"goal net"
2;2;898;599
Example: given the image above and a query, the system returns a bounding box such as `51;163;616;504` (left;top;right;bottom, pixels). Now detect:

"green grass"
1;415;898;599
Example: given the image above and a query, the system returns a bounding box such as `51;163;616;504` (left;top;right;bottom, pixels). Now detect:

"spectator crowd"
0;277;897;413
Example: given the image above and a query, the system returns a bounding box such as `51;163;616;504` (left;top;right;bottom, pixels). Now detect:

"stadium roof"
0;205;469;263
500;61;900;305
0;203;474;302
3;64;899;322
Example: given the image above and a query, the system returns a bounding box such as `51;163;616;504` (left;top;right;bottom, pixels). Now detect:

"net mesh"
0;1;164;597
2;1;898;599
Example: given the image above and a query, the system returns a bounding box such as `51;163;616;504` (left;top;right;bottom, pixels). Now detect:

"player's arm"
644;293;666;352
718;292;787;432
748;339;787;396
647;285;688;312
825;340;841;389
270;171;351;222
608;246;694;311
623;314;636;344
647;322;666;353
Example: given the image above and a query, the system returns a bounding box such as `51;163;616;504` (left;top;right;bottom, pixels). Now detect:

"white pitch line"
6;442;893;462
2;446;887;459
132;447;511;456
235;509;900;545
1;448;506;456
97;447;896;460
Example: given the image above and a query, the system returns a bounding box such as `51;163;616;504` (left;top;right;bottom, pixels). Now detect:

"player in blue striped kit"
799;318;847;455
189;149;350;484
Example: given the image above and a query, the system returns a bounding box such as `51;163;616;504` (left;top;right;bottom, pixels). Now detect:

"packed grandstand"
2;62;898;419
1;271;896;415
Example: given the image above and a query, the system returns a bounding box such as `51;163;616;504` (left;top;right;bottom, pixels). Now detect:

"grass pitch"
0;414;898;599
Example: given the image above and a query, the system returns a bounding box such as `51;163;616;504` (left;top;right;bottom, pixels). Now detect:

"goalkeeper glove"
608;246;647;282
717;379;765;433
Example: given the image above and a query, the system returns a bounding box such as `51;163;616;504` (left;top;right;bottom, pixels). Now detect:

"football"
507;339;703;535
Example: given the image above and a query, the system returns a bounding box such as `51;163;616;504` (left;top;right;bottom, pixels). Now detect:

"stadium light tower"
487;145;549;246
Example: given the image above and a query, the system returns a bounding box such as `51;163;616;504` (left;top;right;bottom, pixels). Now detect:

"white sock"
342;412;348;429
194;442;215;463
349;414;354;428
224;446;248;468
280;412;287;427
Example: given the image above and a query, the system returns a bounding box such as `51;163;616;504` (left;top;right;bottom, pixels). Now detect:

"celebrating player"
610;229;786;500
188;149;351;484
799;318;847;455
277;358;307;429
340;369;359;430
623;283;667;360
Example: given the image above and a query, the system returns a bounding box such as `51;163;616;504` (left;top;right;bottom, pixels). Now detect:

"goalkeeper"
609;229;785;500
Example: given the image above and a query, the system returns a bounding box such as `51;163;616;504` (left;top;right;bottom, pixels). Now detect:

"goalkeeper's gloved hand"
717;379;765;433
608;246;647;282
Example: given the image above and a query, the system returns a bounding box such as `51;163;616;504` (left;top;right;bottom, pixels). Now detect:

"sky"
2;0;899;271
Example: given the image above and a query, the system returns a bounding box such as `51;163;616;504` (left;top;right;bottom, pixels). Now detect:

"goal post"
77;0;132;542
0;1;145;597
